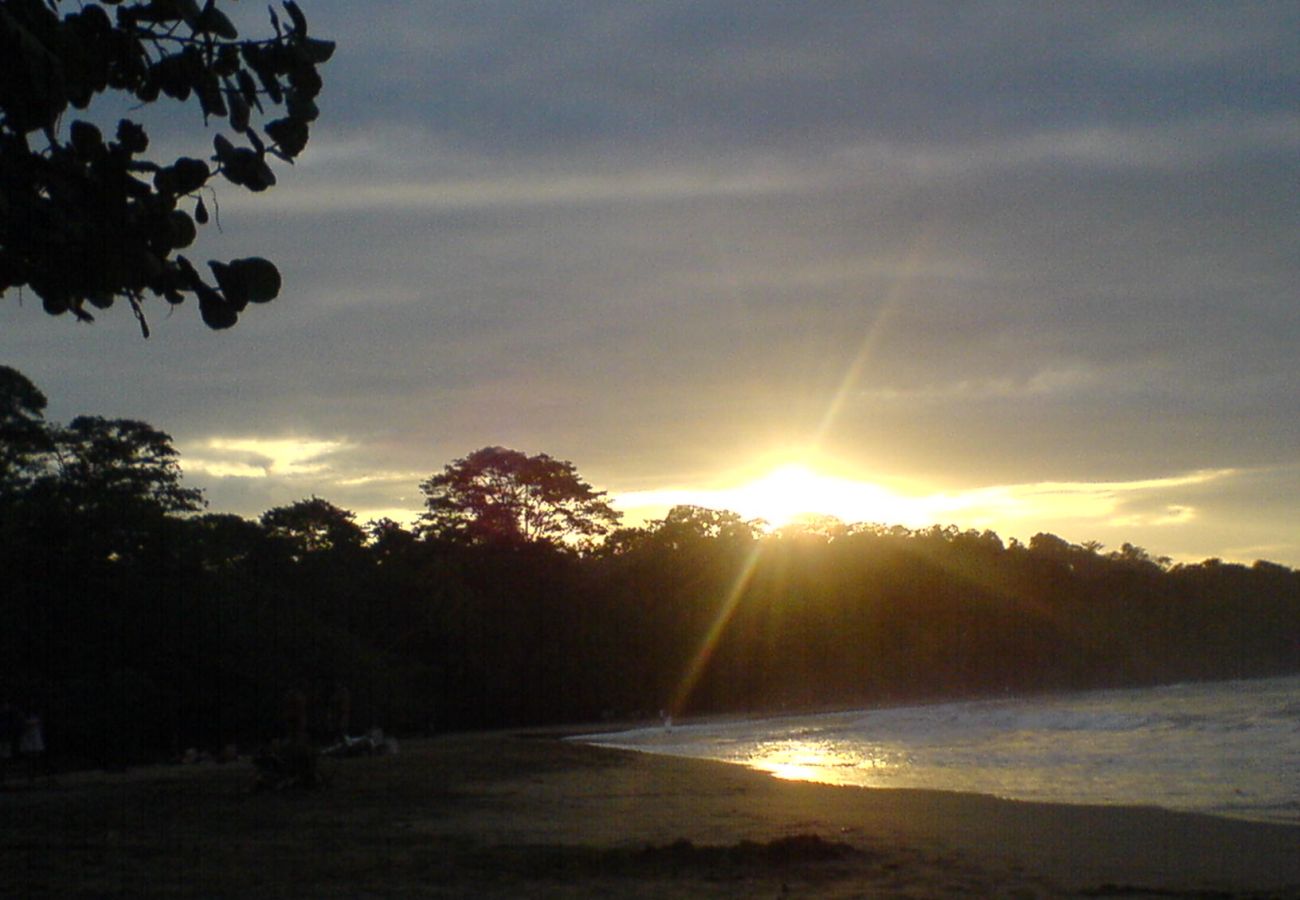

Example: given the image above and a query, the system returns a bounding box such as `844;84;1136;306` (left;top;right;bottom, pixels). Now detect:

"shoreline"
572;675;1300;829
578;737;1300;829
3;731;1298;897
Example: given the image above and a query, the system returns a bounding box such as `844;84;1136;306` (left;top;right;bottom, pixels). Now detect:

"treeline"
2;367;1297;767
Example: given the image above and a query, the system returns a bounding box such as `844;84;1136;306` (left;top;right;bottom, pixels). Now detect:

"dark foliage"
0;0;331;333
419;446;621;547
2;368;1297;767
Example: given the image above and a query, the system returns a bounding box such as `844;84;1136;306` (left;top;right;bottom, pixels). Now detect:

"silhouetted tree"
261;495;364;558
22;414;204;565
367;516;418;562
46;415;203;514
0;364;51;493
0;0;332;333
649;504;765;548
419;446;621;547
182;511;267;570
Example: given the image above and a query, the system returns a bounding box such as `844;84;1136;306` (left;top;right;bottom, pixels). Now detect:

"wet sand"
2;731;1297;897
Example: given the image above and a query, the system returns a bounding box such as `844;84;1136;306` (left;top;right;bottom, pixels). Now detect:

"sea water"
579;674;1300;824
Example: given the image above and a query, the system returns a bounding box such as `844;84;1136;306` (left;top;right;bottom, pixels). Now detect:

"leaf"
116;119;149;154
229;257;281;302
212;133;237;164
237;69;263;112
70;121;104;159
283;0;307;35
176;0;202;27
196;282;238;329
196;7;238;39
155;54;193;101
265;118;308;157
168;210;197;249
196;71;227;120
171;157;210;194
208;260;247;311
228;90;250;133
285;93;319;122
300;37;335;64
194;197;209;224
42;293;70;316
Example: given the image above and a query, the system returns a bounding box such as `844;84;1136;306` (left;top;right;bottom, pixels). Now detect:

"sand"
2;731;1297;897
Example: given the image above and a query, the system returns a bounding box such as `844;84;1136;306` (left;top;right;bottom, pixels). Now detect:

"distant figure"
19;709;45;779
257;688;318;790
660;708;673;731
328;684;351;741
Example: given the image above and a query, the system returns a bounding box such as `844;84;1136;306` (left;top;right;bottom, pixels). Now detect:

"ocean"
578;674;1300;824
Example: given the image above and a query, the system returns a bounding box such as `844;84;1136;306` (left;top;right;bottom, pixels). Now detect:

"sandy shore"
2;731;1297;897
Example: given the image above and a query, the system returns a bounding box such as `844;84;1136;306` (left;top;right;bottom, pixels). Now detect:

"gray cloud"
3;2;1297;563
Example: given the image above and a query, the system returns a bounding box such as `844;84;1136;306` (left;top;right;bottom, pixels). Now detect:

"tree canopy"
0;0;332;334
1;366;1297;765
0;364;51;491
261;495;364;558
419;446;622;547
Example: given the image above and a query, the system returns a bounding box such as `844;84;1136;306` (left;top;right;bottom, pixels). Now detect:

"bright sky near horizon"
4;3;1298;565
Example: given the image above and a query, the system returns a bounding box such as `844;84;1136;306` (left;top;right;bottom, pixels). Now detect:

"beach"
2;731;1297;897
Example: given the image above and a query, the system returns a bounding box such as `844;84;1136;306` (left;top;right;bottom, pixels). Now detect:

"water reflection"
744;738;902;786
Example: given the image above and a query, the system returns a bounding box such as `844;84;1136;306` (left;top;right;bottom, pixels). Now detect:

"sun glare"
614;459;933;531
719;463;924;529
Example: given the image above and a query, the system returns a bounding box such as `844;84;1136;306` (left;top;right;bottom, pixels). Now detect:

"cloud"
182;437;350;479
2;3;1297;566
614;466;1236;537
857;365;1104;405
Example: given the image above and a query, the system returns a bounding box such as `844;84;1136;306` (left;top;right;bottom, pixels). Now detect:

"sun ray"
811;229;935;445
669;539;766;717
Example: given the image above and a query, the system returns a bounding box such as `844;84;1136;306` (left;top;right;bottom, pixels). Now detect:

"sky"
4;2;1299;565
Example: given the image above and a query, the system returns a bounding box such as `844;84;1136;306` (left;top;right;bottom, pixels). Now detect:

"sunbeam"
669;539;766;716
811;230;936;445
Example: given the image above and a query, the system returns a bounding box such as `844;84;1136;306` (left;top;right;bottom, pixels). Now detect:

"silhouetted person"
264;687;317;789
18;708;45;780
328;684;351;741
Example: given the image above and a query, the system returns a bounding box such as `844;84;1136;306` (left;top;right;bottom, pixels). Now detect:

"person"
328;683;351;741
18;708;45;779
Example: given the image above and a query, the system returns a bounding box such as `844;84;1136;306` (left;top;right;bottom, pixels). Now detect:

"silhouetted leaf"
168;210;197;248
195;7;238;39
171;157;210;194
265;118;308;157
229;257;280;302
301;37;335;63
196;282;237;329
283;0;307;35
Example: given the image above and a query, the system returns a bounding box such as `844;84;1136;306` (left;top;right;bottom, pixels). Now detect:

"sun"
725;464;828;527
717;462;925;530
612;456;936;532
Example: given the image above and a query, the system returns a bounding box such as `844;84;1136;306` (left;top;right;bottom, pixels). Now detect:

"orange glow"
614;462;1234;545
717;463;909;528
614;458;933;531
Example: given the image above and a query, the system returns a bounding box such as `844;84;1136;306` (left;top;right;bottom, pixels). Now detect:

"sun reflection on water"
743;739;902;787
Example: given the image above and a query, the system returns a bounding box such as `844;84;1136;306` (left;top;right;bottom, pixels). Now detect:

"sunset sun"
725;464;837;527
714;462;927;530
